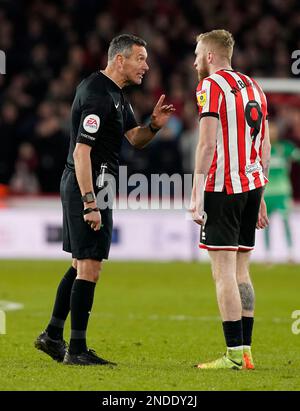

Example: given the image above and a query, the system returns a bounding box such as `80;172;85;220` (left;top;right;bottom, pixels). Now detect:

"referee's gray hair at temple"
108;34;147;62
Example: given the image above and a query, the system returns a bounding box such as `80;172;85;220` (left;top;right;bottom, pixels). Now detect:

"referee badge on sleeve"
197;90;207;107
83;114;100;133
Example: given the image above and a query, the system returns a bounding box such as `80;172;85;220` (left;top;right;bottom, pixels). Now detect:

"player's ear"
207;51;213;64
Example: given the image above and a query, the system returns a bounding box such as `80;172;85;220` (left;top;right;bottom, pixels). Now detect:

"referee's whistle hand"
84;211;102;231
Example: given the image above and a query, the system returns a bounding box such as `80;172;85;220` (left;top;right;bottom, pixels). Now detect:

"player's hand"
84;209;102;231
150;94;176;129
256;198;269;229
189;199;206;226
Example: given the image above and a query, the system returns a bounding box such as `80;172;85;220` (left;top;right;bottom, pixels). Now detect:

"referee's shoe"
63;349;117;366
34;331;67;362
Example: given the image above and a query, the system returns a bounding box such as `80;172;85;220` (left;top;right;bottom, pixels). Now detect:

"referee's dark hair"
108;34;147;62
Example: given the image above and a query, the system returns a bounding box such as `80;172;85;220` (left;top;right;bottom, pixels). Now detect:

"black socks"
222;320;243;347
222;318;254;347
69;279;96;354
45;268;97;354
242;316;254;346
46;266;77;340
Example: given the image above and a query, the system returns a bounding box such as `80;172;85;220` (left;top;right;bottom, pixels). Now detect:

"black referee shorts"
199;187;263;252
60;167;113;261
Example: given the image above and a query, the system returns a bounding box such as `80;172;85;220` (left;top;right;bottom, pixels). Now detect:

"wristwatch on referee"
149;122;161;133
81;191;96;204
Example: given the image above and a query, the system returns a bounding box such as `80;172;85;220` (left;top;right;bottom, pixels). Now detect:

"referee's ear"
115;53;125;70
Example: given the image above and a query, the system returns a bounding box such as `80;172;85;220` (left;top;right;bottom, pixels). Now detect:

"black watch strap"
149;123;161;133
83;207;100;216
81;192;96;203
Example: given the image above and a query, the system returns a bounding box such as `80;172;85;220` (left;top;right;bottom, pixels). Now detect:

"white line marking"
30;311;291;323
0;300;24;312
0;310;6;334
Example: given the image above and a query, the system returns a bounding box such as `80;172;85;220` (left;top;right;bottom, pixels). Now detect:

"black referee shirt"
67;71;138;177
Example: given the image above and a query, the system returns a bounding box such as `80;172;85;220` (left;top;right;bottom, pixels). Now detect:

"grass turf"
0;260;299;391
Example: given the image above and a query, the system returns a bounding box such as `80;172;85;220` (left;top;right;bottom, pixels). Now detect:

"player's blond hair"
196;29;235;62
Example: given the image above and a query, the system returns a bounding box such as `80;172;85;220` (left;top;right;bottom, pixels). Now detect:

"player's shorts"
60;166;113;261
199;187;263;252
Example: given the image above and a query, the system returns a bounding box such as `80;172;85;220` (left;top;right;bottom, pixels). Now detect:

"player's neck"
101;68;123;89
210;64;233;75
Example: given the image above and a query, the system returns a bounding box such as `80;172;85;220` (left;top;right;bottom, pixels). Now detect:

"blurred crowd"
0;0;300;201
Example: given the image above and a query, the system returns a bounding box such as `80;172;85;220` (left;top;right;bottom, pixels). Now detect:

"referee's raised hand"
150;94;176;129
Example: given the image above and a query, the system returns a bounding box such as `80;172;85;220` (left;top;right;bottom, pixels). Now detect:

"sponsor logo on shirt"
196;90;207;107
245;162;262;174
80;133;96;141
83;114;100;133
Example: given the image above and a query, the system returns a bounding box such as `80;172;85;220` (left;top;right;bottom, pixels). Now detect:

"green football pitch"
0;260;299;391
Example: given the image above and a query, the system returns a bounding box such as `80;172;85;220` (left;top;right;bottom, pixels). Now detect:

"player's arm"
257;119;271;229
190;116;218;225
73;143;101;231
125;95;175;149
261;120;271;181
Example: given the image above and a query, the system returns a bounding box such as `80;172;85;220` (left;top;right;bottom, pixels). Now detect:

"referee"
35;34;175;366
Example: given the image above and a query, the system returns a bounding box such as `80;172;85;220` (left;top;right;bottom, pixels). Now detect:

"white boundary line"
0;301;24;312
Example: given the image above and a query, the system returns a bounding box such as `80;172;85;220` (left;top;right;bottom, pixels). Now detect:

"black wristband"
149;123;161;133
83;207;100;216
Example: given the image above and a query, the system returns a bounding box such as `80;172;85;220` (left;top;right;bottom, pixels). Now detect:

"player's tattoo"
238;282;255;311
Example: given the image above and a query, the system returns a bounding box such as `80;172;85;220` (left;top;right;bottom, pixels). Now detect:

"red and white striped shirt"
196;69;268;194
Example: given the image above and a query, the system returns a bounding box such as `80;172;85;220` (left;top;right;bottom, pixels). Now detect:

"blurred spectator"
148;122;183;176
0;101;19;194
180;101;199;174
32;101;69;192
263;120;300;261
0;0;299;199
10;142;40;194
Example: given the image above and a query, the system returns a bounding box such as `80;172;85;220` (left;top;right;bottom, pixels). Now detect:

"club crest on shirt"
196;90;207;107
83;114;100;133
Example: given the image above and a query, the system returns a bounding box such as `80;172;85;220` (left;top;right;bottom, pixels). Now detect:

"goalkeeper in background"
264;120;300;262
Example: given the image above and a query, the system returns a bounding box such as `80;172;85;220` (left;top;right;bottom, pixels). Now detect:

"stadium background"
0;0;300;391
